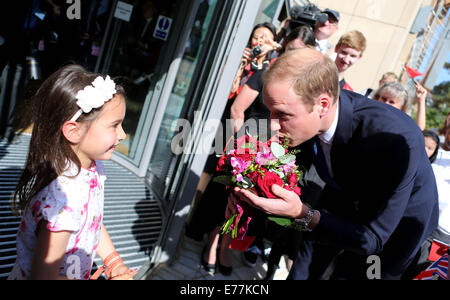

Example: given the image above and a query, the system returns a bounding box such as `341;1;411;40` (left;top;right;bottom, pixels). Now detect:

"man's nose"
270;118;280;133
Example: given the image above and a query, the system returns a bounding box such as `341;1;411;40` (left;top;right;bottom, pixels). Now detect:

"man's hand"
231;185;305;219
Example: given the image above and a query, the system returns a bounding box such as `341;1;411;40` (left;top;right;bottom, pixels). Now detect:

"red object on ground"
229;236;256;252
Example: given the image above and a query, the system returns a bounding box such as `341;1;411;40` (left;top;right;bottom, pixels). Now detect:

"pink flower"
89;215;102;233
230;156;251;174
254;146;276;166
64;206;74;213
89;177;98;189
31;201;41;222
20;220;26;232
280;160;296;174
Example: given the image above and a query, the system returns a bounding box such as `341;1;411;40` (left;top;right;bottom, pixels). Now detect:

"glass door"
96;0;191;173
146;0;219;200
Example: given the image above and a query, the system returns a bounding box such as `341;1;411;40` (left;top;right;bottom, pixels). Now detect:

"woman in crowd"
375;81;427;130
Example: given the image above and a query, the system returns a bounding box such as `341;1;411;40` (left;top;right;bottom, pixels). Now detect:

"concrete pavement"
146;235;290;280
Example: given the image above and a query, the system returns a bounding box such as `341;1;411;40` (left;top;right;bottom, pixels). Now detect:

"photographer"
314;8;340;56
228;22;280;100
287;5;340;56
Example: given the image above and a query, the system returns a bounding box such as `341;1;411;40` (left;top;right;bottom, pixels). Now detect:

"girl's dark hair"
12;65;125;214
287;25;316;46
423;130;440;163
281;25;316;54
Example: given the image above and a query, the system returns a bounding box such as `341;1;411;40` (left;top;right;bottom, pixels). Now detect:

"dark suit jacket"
289;90;439;279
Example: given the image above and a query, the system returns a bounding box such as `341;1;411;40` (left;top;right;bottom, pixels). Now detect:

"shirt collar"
319;101;339;145
316;39;329;52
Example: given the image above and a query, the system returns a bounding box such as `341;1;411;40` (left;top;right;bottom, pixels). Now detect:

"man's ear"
316;93;333;118
61;121;85;144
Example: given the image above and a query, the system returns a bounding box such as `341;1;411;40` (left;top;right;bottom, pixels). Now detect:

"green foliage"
424;80;450;130
426;106;450;130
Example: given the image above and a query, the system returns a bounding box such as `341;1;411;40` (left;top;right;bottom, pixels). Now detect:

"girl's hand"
109;264;138;280
225;192;239;219
110;262;130;278
242;47;252;63
110;268;138;280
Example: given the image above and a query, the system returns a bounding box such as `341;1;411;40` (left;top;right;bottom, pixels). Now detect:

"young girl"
8;65;137;280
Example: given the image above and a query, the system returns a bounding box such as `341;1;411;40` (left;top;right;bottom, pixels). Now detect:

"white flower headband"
70;75;117;122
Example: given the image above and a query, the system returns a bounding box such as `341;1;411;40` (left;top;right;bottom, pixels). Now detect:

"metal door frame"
95;0;201;177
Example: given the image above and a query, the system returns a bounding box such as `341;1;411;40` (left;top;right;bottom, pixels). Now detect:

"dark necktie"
312;136;340;190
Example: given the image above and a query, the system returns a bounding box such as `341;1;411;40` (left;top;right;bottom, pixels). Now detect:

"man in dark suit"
228;48;439;279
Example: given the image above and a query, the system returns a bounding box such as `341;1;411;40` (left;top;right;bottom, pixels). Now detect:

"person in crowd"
375;81;428;130
431;125;450;247
423;130;440;163
333;30;366;92
8;65;137;280
186;22;280;277
229;25;316;273
438;112;450;137
406;126;450;278
314;8;340;56
361;72;399;98
230;25;316;135
228;22;279;100
227;48;439;280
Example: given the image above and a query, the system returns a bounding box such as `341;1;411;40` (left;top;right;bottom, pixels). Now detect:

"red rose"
246;171;260;185
293;186;301;196
216;155;228;172
234;153;255;162
283;185;301;196
256;171;284;198
287;173;298;187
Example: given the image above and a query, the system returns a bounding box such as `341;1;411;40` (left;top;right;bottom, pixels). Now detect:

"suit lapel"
330;92;354;178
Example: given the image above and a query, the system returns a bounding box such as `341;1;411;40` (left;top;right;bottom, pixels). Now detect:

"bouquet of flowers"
213;134;303;240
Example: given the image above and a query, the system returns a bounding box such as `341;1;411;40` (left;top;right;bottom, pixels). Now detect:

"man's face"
315;14;339;39
334;46;362;73
263;81;322;147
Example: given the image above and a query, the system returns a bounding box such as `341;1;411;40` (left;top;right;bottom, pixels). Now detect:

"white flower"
75;75;117;113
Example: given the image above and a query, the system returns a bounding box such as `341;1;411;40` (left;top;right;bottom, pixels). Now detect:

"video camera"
288;3;329;31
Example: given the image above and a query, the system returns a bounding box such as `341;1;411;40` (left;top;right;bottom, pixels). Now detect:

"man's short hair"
336;30;367;54
262;48;339;109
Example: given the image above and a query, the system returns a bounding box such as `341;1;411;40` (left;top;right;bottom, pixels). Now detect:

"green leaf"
267;216;293;227
213;175;234;186
271;142;285;158
241;176;254;189
221;214;236;235
279;153;295;165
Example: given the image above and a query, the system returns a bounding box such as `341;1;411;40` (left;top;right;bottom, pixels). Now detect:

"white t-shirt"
432;148;450;235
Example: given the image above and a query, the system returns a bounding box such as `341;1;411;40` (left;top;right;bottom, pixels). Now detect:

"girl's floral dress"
8;161;105;280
